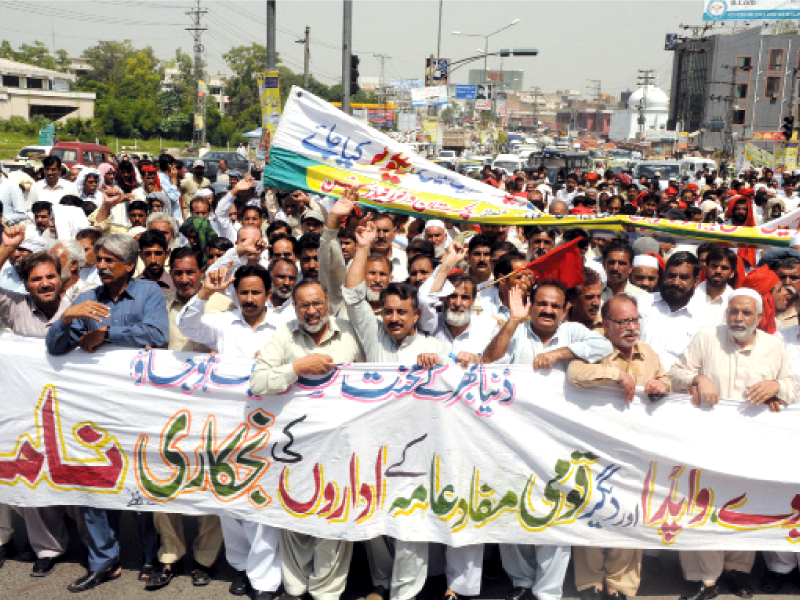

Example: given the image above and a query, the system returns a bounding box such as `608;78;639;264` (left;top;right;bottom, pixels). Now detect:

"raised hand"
442;241;467;269
507;286;530;323
355;215;376;248
201;261;234;297
236;235;267;257
1;224;26;248
332;187;360;218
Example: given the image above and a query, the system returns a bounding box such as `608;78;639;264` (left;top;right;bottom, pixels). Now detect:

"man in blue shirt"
46;233;168;593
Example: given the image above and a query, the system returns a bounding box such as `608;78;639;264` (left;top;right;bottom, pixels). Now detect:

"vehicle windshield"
51;149;78;162
607;149;632;159
636;164;680;179
19;148;46;158
569;157;591;171
493;161;519;172
204;151;232;160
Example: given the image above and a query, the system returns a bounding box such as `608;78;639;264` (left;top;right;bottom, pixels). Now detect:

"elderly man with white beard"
424;219;451;259
415;241;498;600
251;279;362;600
669;289;798;600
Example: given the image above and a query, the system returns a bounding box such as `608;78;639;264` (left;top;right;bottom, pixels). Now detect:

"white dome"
627;86;669;110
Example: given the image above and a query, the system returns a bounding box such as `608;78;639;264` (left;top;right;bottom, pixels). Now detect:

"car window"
93;152;105;164
52;149;78;162
83;151;93;164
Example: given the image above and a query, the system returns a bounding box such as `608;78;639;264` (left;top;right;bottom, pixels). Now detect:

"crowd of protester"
0;152;798;600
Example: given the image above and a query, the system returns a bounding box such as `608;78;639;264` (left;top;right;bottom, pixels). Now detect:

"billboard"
455;85;477;100
411;85;448;107
703;0;800;20
475;84;493;111
389;79;424;91
255;71;281;150
467;69;524;91
423;116;439;144
425;58;449;86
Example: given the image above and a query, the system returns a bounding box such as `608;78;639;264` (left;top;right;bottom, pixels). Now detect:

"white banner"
410;86;448;108
2;334;800;550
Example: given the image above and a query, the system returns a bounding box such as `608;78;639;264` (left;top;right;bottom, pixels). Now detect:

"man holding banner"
483;280;612;600
252;278;362;600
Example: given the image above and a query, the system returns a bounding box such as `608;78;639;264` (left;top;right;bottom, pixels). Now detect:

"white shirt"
0;263;25;294
0;174;27;223
265;296;297;330
555;187;578;207
176;295;279;359
28;178;78;206
695;281;733;324
638;290;710;370
494;320;612;366
389;248;408;283
476;285;503;318
776;325;800;403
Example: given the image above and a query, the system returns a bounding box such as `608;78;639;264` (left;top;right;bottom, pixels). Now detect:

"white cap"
193;188;213;199
791;232;800;247
730;288;763;313
633;255;659;269
127;226;147;238
591;231;615;240
425;219;446;231
19;238;47;253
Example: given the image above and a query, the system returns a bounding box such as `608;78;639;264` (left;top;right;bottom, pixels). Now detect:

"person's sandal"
191;561;212;587
138;561;159;582
145;561;182;590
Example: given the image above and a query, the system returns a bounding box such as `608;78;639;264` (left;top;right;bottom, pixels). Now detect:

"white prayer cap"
193;188;213;199
585;259;607;285
729;288;763;313
791;232;800;247
591;231;615;240
425;219;446;231
127;226;147;238
19;237;47;253
633;255;659;270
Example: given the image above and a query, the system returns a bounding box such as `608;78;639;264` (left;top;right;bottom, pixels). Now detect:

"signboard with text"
704;0;800;20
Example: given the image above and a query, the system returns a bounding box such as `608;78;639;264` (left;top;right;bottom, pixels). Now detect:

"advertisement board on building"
703;0;800;20
423;116;439;144
753;131;785;141
776;142;798;171
475;84;493;111
468;69;524;91
677;131;689;150
389;79;424;91
455;85;477;100
255;71;281;150
425;58;449;86
411;86;449;107
495;92;507;117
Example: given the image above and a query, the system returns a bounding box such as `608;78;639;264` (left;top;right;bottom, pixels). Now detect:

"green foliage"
0;40;70;72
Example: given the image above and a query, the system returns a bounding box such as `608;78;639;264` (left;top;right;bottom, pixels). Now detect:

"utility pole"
342;0;353;115
374;53;391;110
266;0;276;70
530;86;541;132
303;27;310;89
637;69;654;140
186;0;207;147
587;79;601;134
675;24;711;134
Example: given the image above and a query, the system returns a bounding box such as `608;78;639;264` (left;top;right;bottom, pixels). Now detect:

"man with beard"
639;194;659;218
629;255;661;294
525;226;557;260
0;237;86;579
669;290;797;600
482;280;611;600
278;189;326;237
771;255;800;329
343;216;451;600
297;232;320;279
301;209;324;235
180;160;211;214
147;247;231;591
567;268;604;331
638;252;705;370
49;239;94;302
28;156;77;205
415;243;498;600
0;233;45;293
31;201;52;236
466;234;494;286
266;258;299;328
725;196;751;226
555;173;579;207
601;241;646;302
136;230;174;296
408;254;436;290
695;247;736;323
370;213;408;281
568;294;669;600
251;279;362;600
424;219;450;258
177;263;281;599
46;234;167;592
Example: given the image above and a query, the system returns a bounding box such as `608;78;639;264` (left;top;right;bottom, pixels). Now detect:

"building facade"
609;85;671;141
0;58;95;121
669;25;800;150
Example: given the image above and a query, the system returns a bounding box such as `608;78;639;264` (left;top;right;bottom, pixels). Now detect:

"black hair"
380;281;419;310
493;250;527;279
561;228;591;251
523;225;557;241
406;238;435;260
447;272;477;299
233;264;271;291
291;278;328;303
31;200;52;215
531;277;568;307
169;246;202;270
270;233;299;257
665;250;701;278
206;236;234;253
297;232;321;254
408;253;437;272
128;200;148;214
158;153;174;172
337;227;357;242
266;220;290;239
19;251;60;282
705;247;739;286
138;229;168;252
42;156;61;169
603;240;634;264
76;228;101;243
268;257;299;276
59;195;84;208
241;204;265;220
468;233;494;254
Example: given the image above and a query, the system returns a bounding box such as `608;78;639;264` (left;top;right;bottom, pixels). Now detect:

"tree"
16;42;56;70
54;49;71;73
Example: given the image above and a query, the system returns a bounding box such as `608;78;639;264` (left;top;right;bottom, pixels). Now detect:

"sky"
0;0;707;98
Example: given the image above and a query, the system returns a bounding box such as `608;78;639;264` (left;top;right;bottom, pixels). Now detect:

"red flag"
526;238;584;289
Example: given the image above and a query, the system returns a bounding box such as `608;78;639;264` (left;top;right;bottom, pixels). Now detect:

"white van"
492;153;522;174
680;157;717;178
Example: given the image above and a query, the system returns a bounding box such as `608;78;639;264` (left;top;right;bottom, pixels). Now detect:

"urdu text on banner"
2;334;800;551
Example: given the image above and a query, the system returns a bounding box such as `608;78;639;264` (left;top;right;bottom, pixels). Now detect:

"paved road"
0;511;796;600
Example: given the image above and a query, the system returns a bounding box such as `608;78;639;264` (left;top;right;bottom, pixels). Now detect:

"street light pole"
452;18;520;84
303;26;310;89
266;0;276;70
342;0;352;115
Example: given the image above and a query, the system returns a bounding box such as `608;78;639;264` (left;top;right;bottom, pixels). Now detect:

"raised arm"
320;188;357;314
344;215;375;290
482;286;529;364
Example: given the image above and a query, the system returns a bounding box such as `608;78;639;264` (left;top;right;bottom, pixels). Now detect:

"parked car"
15;145;52;162
194;150;249;182
50;142;114;167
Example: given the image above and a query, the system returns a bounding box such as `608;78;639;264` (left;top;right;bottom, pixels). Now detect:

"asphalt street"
0;511;796;600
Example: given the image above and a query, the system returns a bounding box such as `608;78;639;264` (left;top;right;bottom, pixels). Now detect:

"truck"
441;129;471;155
